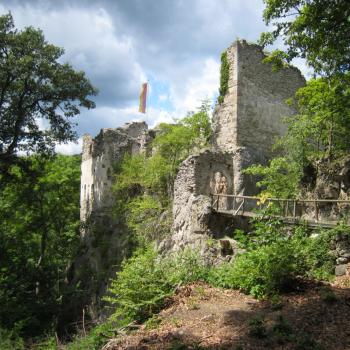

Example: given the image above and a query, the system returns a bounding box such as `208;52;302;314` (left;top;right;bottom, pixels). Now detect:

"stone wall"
171;40;305;250
65;122;154;325
80;122;152;227
236;41;305;156
170;151;234;251
212;40;305;156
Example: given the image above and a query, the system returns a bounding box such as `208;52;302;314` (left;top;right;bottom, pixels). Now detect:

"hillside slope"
103;277;350;350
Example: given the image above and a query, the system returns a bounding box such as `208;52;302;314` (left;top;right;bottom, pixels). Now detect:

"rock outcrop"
62;122;155;329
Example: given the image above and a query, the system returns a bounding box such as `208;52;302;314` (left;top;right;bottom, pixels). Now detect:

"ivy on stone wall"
218;51;230;104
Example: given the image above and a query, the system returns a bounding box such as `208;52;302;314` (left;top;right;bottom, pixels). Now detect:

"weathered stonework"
80;122;152;229
73;39;308;319
169;151;234;251
171;40;306;250
64;122;155;325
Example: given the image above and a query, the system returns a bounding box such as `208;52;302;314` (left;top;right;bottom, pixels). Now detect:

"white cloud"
0;0;310;156
56;138;83;155
158;94;168;102
173;58;220;114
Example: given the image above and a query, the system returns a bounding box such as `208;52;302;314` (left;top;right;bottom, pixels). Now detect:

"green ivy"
218;51;230;104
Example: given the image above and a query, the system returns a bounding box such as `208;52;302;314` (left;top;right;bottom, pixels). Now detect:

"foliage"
244;75;350;195
0;155;81;338
105;247;173;324
209;217;336;298
113;101;212;242
63;321;117;350
208;240;298;298
284;74;350;160
159;248;210;286
0;327;25;350
244;157;302;198
290;226;336;281
105;247;209;325
125;194;172;245
116;101;211;198
218;51;230;104
260;0;350;75
0;13;97;178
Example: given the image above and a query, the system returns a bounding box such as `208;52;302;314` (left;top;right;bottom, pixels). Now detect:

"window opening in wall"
89;144;92;154
107;167;112;180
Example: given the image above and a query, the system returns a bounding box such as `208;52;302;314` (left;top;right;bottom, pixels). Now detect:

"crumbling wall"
212;40;305;156
171;40;305;250
80;122;151;228
211;40;305;196
169;151;234;251
64;122;154;327
236;40;305;156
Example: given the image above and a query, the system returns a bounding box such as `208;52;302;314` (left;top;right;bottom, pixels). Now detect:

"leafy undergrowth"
103;279;350;350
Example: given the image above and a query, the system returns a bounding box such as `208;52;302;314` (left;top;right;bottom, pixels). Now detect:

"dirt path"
103;278;350;350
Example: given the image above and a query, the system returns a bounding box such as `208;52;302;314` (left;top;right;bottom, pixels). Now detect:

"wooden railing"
210;194;350;227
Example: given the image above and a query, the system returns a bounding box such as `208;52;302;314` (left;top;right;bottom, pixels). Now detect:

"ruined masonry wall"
236;41;305;155
171;40;306;250
169;151;234;251
213;40;305;156
80;122;151;225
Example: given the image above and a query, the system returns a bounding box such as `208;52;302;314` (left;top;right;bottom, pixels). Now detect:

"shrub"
125;195;171;244
0;327;24;350
290;226;336;281
160;248;210;286
213;218;337;299
105;247;172;324
105;247;209;325
209;240;298;298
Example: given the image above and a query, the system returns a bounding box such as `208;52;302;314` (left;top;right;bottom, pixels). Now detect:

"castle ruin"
167;40;305;251
75;40;305;308
80;41;305;241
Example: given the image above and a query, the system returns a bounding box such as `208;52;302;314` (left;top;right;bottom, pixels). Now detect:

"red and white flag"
138;82;148;113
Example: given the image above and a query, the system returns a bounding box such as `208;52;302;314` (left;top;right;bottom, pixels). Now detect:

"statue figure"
218;174;228;210
210;172;229;210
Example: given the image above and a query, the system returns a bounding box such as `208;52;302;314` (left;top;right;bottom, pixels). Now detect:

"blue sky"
1;0;311;154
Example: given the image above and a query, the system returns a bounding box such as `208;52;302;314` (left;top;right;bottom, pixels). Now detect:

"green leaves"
287;74;350;160
114;104;212;242
105;247;209;324
0;155;81;337
218;51;229;104
0;13;97;178
261;0;350;76
244;157;302;198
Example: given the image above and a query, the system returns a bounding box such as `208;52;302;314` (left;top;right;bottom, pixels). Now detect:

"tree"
260;0;350;76
114;101;212;242
285;74;350;160
0;13;97;178
0;155;81;337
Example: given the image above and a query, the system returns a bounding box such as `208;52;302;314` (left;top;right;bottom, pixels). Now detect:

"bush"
289;226;336;281
160;248;210;286
210;218;338;299
0;327;24;350
105;247;172;324
208;240;298;298
105;247;209;325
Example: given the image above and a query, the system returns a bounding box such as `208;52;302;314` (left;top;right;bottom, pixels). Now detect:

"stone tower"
212;40;305;196
169;40;306;251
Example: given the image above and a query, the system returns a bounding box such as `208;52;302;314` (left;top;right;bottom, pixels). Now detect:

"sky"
1;0;311;154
